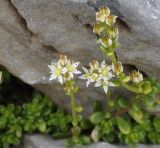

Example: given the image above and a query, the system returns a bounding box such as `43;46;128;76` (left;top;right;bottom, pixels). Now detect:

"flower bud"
99;6;110;15
106;15;117;25
112;62;123;75
96;7;110;23
99;37;113;48
89;60;99;70
130;70;143;83
93;23;104;35
110;28;119;38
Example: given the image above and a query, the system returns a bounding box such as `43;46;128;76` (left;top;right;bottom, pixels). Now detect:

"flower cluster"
96;7;117;25
46;6;157;147
79;60;115;93
93;7;118;53
48;55;81;84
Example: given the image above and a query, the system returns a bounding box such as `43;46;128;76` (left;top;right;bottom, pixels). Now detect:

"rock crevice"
0;0;160;114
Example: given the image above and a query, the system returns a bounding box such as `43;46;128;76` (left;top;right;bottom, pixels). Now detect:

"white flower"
112;62;123;75
95;79;115;93
79;60;115;93
99;60;114;80
130;70;143;83
79;66;92;87
67;62;81;78
48;55;81;84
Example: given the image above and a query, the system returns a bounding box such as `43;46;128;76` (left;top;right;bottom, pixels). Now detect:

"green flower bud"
129;70;143;83
99;37;113;48
112;62;123;75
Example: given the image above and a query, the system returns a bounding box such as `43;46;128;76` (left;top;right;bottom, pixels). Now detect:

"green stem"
3;143;9;148
70;93;77;127
122;83;142;94
106;91;111;112
110;52;118;64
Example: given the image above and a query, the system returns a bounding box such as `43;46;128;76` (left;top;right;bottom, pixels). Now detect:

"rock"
22;134;160;148
0;0;160;114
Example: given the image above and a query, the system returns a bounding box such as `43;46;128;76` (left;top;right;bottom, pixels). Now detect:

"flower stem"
107;51;118;64
122;83;142;94
70;93;78;135
106;91;111;112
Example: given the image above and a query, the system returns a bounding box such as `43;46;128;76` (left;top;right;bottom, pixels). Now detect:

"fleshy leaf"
116;116;131;135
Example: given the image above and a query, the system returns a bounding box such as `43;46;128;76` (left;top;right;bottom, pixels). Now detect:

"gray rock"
22;134;160;148
0;0;160;114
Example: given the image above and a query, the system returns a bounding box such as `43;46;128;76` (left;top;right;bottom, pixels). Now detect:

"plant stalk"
122;83;142;94
70;93;78;133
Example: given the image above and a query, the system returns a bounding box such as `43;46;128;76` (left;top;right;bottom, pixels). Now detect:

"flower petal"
95;81;102;87
106;65;112;71
48;63;55;70
69;72;74;79
79;75;86;79
82;66;89;73
101;60;106;68
73;70;81;74
58;75;63;84
103;85;108;93
86;80;91;87
61;67;68;74
49;74;57;81
108;81;116;86
73;62;80;68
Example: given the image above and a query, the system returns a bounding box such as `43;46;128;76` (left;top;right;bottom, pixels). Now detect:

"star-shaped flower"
79;60;115;93
48;55;81;84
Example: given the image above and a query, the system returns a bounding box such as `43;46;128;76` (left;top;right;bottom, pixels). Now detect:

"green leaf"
52;132;69;139
117;97;128;108
80;135;91;144
90;112;105;124
108;100;115;108
91;128;101;142
80;119;92;130
75;106;83;112
116;117;131;135
144;97;154;110
7;104;15;112
142;81;152;94
92;100;102;112
105;112;111;119
153;117;160;132
148;132;157;144
0;117;7;129
72;126;81;136
129;109;143;124
38;122;47;133
3;143;9;148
